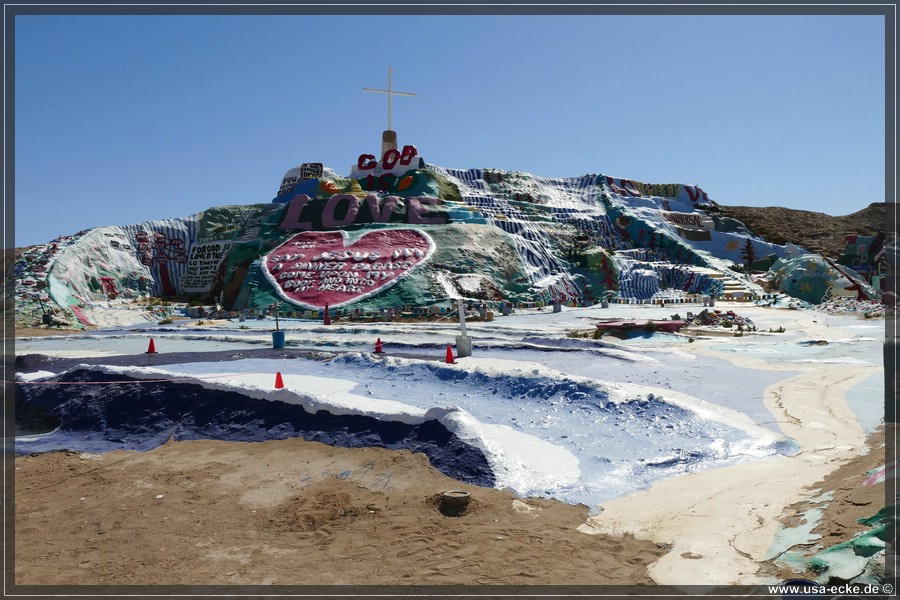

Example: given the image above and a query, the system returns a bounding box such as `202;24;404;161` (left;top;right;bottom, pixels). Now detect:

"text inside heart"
261;229;435;309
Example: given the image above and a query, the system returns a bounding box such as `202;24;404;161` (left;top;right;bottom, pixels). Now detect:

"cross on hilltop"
363;65;416;133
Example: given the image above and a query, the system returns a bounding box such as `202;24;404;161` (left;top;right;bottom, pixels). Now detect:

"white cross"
363;65;416;131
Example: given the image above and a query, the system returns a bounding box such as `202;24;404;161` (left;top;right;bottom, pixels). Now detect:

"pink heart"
261;229;435;309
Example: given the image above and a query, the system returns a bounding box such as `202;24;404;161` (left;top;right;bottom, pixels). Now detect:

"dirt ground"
14;438;665;586
15;325;97;338
14;429;889;587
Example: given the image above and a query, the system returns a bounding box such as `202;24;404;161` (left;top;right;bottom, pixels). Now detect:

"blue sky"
13;12;888;247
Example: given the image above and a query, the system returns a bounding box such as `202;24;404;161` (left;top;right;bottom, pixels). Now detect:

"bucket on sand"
439;490;470;516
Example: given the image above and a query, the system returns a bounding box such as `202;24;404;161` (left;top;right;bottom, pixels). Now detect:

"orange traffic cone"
146;338;157;354
374;338;384;354
445;344;455;364
274;372;284;389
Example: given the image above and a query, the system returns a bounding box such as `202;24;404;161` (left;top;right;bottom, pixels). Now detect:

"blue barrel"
272;331;286;349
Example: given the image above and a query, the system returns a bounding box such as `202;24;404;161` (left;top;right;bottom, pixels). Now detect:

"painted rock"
261;229;435;309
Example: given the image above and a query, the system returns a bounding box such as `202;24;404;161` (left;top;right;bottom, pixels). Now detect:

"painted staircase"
688;267;757;301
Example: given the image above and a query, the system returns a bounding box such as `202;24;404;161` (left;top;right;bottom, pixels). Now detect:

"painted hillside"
13;146;884;329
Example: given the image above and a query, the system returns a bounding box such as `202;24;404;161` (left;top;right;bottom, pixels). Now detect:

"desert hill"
11;159;887;330
715;202;888;258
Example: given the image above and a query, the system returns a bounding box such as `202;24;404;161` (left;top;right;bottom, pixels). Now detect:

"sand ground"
12;429;886;587
14;438;664;586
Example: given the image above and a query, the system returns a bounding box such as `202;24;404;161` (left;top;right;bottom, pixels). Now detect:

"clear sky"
12;10;889;247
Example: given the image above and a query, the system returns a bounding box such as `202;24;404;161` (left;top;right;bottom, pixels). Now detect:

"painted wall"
261;229;435;309
29;159;848;328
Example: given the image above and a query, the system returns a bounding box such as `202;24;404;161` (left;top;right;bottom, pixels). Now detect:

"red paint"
685;185;711;203
356;145;418;172
99;276;118;295
361;171;422;193
663;211;705;228
382;148;401;169
263;229;435;309
357;154;377;170
606;177;642;197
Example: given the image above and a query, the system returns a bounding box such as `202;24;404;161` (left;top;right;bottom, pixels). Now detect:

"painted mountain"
13;146;885;329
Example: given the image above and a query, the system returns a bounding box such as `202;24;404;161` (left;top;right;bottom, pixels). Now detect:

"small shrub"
566;329;594;339
158;318;173;325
